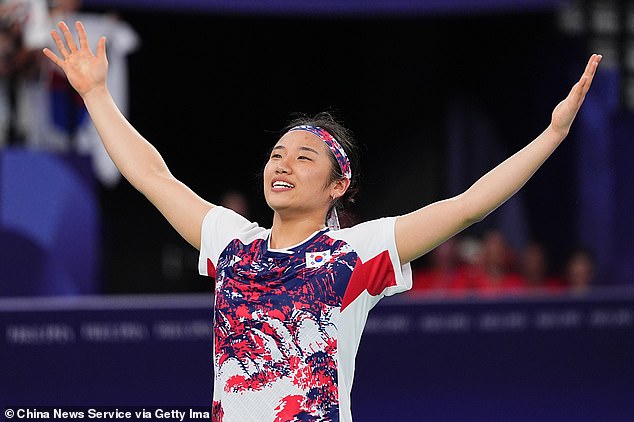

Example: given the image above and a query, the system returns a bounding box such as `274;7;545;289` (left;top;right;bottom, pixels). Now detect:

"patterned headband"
288;125;352;180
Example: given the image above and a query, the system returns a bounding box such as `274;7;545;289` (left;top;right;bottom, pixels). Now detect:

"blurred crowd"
0;0;138;186
217;191;598;298
0;5;603;297
410;229;596;297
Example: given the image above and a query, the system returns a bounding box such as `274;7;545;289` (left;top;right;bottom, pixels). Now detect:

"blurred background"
1;0;633;420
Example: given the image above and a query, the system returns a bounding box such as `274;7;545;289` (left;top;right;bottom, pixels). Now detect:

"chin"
264;195;290;213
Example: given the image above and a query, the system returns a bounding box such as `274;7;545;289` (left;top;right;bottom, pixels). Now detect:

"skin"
264;131;349;248
43;21;602;265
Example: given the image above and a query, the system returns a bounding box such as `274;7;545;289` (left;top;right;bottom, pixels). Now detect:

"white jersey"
198;206;412;422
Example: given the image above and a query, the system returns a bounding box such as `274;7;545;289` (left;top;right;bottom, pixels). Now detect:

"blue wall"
2;293;632;421
0;150;101;296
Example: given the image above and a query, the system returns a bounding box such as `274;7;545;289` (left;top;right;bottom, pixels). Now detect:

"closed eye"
298;156;312;161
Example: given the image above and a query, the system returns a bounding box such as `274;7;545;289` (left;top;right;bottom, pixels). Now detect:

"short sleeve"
330;216;412;297
197;206;265;278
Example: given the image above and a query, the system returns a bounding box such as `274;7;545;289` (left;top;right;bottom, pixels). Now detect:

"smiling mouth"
272;181;295;190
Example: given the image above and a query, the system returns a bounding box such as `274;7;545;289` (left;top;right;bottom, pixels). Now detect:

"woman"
44;21;601;422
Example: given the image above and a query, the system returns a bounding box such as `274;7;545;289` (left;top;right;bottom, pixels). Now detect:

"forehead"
274;130;329;153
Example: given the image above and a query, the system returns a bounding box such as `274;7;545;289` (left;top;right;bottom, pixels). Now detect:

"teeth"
273;181;294;188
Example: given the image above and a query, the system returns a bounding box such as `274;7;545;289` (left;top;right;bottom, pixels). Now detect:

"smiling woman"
265;116;357;236
43;19;601;422
279;113;361;225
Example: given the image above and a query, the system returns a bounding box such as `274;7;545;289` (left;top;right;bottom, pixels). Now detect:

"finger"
96;36;107;61
581;55;602;101
576;77;588;104
582;54;596;77
42;47;64;68
50;29;70;58
581;54;601;84
588;53;602;72
76;21;90;52
562;78;586;114
566;80;582;104
58;21;78;53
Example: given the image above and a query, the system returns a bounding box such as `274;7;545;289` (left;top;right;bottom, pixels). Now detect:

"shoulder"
329;216;397;239
202;206;268;245
326;217;398;259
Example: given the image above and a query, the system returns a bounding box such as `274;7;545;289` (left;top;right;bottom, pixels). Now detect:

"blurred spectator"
0;0;50;146
24;0;139;187
411;237;462;295
564;247;595;294
519;242;566;294
454;229;526;296
219;190;251;219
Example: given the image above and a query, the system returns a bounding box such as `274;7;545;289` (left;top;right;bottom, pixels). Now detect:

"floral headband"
288;125;352;230
288;125;352;180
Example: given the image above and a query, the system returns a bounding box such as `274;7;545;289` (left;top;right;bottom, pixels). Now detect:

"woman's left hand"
550;54;602;137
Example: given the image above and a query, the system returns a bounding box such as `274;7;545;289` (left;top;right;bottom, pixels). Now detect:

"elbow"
466;212;487;226
455;193;488;227
131;166;173;194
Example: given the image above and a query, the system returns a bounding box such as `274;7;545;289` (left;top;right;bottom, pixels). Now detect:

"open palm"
43;21;108;98
550;54;602;136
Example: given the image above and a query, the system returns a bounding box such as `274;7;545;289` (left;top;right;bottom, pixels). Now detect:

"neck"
270;211;326;249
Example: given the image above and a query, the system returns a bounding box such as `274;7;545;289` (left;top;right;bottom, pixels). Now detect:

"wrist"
82;85;109;103
546;123;569;141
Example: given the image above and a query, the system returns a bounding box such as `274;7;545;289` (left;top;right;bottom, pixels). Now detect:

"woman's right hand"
43;21;108;98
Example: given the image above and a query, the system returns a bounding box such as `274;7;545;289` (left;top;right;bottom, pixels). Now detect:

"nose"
275;156;291;174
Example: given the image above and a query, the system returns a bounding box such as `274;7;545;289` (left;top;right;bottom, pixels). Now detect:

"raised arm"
43;21;213;249
395;54;602;264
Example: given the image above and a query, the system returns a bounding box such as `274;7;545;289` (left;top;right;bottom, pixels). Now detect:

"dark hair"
281;111;361;222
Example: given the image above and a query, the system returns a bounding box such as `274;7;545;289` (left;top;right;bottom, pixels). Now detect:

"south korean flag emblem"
306;250;331;268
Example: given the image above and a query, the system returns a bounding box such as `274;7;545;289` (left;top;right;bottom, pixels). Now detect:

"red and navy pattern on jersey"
213;229;357;422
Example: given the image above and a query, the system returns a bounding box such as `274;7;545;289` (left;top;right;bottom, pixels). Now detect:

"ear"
330;178;351;200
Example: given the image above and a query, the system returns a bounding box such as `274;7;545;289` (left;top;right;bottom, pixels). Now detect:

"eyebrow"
272;145;320;155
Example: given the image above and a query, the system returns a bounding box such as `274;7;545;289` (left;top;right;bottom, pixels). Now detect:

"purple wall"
0;149;101;296
83;0;562;16
2;293;633;420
